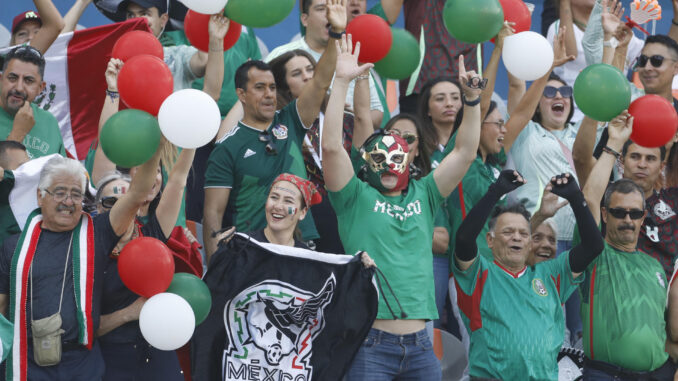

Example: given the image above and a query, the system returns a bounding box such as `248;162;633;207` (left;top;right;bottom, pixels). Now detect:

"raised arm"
297;0;346;127
670;0;678;42
559;0;578;59
202;15;229;101
611;24;633;72
503;26;575;152
433;56;481;197
530;186;569;232
63;0;92;33
547;174;605;277
600;0;627;69
109;147;162;236
582;111;633;224
92;58;122;186
215;101;244;142
481;22;515;120
30;0;65;54
322;34;373;192
155;147;195;238
380;0;404;24
455;170;525;271
572;116;599;187
351;66;373;149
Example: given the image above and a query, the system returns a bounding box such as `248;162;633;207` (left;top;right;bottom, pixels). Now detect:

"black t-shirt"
99;213;166;344
247;230;309;249
0;212;119;342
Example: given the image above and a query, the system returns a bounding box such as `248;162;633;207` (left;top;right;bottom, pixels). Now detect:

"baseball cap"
95;0;168;22
11;11;42;35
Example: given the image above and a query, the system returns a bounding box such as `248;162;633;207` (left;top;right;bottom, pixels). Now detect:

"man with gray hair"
0;149;160;380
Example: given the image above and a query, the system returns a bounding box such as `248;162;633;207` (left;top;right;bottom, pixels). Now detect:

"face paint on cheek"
287;206;297;215
112;186;128;195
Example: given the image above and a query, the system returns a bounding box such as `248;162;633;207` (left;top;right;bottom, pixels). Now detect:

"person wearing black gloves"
452;170;603;381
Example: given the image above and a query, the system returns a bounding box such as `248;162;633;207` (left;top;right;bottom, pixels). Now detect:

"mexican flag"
1;18;149;160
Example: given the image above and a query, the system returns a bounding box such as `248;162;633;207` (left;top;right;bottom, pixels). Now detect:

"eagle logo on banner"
223;275;336;381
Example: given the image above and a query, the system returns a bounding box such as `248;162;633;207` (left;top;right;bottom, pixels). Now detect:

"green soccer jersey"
328;172;443;320
205;100;318;241
452;253;581;380
580;241;668;371
0;171;19;248
0;104;66;159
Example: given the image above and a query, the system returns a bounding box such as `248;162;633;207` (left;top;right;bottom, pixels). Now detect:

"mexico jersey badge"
532;278;548;296
653;199;675;221
272;124;288;140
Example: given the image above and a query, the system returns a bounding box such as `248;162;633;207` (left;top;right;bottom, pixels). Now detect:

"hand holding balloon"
607;110;633;146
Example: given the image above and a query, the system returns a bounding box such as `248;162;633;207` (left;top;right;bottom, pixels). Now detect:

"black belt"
584;357;675;380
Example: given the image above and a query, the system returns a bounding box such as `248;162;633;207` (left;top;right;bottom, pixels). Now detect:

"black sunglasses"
543;85;572;98
259;130;278;155
100;196;119;209
635;54;669;69
14;45;44;60
607;207;644;220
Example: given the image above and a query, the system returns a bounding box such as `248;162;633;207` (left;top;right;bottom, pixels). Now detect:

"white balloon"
179;0;228;15
502;32;554;81
158;89;221;148
139;293;195;351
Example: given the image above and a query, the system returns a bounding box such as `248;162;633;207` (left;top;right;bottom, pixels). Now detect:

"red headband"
272;173;322;207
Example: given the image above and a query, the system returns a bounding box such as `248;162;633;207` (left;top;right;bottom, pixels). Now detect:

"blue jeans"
432;256;450;329
346;328;442;381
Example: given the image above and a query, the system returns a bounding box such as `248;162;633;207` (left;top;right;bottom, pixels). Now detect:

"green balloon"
574;64;631;122
100;109;161;168
374;28;421;80
443;0;504;44
224;0;295;28
166;273;212;325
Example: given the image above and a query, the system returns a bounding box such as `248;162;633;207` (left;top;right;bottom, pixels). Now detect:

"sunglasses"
100;196;119;209
388;130;417;144
543;85;572;98
607;207;644;220
635;54;670;69
259;130;278;155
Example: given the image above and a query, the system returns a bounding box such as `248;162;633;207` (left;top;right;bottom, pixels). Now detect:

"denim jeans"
345;328;442;381
432;256;450;329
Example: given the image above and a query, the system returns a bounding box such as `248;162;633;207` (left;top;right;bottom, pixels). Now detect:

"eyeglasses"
44;189;84;203
607;207;644;220
99;196;119;209
388;130;417;144
635;54;672;69
259;130;278;155
543;85;572;98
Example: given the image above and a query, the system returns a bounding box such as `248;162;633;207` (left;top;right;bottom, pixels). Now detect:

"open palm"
334;34;373;81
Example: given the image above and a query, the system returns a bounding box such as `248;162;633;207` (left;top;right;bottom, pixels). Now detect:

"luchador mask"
361;133;410;192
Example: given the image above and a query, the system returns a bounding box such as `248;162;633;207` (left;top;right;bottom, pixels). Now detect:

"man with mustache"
0;46;65;160
579;111;674;378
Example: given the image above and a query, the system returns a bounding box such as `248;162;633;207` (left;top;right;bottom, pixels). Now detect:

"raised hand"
614;24;633;48
106;58;123;92
490;169;526;195
327;0;347;33
548;173;582;201
607;110;633;145
11;101;35;141
539;185;569;218
208;14;230;41
553;26;576;67
458;55;483;101
495;21;516;50
602;0;625;37
334;34;374;82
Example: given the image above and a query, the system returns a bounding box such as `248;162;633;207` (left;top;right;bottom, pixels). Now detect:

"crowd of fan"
1;0;678;380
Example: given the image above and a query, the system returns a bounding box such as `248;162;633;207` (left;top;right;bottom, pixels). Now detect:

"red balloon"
628;95;678;148
118;237;175;298
346;14;392;63
184;10;242;53
491;0;532;43
118;54;173;115
111;30;164;62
